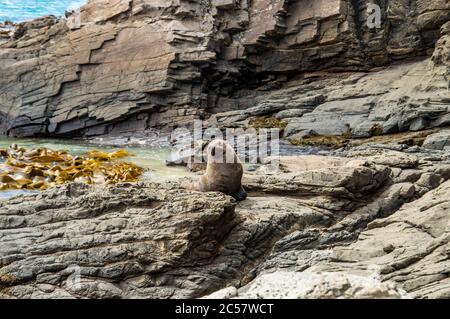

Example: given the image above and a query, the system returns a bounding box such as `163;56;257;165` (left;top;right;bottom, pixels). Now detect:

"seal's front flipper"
233;185;247;201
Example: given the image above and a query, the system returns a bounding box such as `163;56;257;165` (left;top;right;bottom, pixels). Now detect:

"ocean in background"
0;0;85;22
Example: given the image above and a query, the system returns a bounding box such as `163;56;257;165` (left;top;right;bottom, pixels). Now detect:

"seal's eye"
211;147;216;156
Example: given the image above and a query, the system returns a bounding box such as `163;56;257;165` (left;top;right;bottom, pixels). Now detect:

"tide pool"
0;0;85;22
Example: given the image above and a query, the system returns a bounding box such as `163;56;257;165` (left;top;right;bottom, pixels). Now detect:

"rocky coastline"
0;0;449;299
0;0;449;140
0;139;449;299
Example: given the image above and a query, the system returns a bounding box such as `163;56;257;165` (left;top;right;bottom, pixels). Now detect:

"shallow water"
0;0;85;22
0;136;191;199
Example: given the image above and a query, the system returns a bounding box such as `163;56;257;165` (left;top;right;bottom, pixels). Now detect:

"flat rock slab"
205;271;409;299
245;155;391;197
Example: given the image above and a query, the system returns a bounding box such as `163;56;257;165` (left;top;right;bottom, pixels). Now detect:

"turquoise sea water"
0;0;85;22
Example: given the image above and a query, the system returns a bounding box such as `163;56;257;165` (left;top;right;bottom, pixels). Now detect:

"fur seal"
186;139;247;201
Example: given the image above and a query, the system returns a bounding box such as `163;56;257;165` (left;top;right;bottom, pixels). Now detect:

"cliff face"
0;0;449;138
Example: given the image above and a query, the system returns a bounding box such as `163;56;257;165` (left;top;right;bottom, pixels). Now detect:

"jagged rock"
203;147;449;300
345;149;420;169
0;183;237;298
0;145;449;299
0;0;213;137
316;179;450;299
238;163;449;299
0;0;448;138
282;54;450;139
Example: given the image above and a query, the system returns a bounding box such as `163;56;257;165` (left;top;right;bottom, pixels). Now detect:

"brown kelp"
0;144;143;190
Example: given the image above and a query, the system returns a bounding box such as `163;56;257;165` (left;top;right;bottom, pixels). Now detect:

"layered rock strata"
0;0;448;138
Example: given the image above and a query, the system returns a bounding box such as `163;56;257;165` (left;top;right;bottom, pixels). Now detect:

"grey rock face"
222;147;450;299
0;0;448;138
0;183;237;298
318;179;450;299
244;156;391;197
0;144;449;299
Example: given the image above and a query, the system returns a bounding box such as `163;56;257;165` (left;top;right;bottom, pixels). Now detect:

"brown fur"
186;139;244;199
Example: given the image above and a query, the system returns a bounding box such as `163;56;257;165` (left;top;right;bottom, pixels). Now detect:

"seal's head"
207;139;239;164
